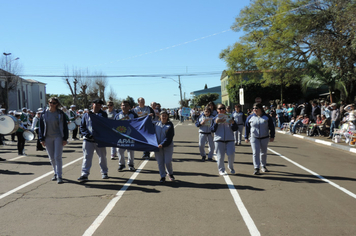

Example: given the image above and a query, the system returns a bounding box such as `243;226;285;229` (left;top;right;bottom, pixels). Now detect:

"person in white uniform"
232;104;246;146
195;107;214;161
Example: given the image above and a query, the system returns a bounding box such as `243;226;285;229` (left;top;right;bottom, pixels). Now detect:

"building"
220;71;230;106
0;69;46;112
190;85;221;106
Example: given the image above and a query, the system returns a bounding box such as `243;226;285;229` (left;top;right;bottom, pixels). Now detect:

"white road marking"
9;155;26;161
224;175;261;236
82;160;148;236
83;122;181;236
0;156;84;200
268;148;356;199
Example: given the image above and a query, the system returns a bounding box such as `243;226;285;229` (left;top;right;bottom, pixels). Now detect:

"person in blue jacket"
211;104;238;175
114;100;138;172
39;97;69;184
154;110;175;183
245;103;275;175
195;107;215;161
77;99;109;182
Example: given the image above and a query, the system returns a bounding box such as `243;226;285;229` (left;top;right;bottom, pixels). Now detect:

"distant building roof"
190;85;221;95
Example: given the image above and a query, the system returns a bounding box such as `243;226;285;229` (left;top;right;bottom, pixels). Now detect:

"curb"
277;130;356;154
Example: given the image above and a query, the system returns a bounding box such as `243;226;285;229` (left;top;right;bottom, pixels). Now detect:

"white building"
0;69;46;112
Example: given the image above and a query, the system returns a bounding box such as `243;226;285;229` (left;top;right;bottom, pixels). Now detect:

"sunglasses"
108;104;113;106
217;107;226;110
49;102;58;105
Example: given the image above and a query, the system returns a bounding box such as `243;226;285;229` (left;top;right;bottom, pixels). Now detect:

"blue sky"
1;0;248;108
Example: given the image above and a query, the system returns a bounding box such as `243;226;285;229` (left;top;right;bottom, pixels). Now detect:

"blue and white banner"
89;113;159;152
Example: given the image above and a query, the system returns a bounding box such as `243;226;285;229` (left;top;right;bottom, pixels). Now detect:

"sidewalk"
277;130;356;154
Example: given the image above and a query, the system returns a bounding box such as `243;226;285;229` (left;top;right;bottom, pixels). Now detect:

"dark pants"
35;129;44;150
16;132;26;154
72;126;78;139
329;120;340;137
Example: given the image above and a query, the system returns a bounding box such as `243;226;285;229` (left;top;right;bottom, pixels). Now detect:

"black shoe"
12;140;17;142
77;176;88;182
261;166;269;172
202;156;206;161
129;165;136;171
168;174;175;181
207;158;214;162
51;175;57;181
142;154;148;159
253;169;260;175
160;177;166;183
118;165;126;171
102;174;109;179
0;157;6;161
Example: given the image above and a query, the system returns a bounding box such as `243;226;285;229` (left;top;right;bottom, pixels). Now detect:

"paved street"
1;120;356;236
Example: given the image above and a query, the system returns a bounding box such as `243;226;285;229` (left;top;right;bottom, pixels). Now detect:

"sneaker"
208;158;214;162
102;174;109;179
168;174;175;181
118;165;125;171
0;157;6;161
230;169;236;174
201;156;206;161
253;169;260;175
22;152;27;156
129;165;136;171
77;176;88;182
51;174;57;181
111;155;117;160
261;166;269;172
160;177;166;183
57;177;64;184
142;154;148;159
235;143;238;146
219;171;227;176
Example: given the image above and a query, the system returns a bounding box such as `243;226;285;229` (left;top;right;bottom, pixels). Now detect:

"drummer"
9;110;17;142
14;112;27;155
69;105;79;140
20;108;32;128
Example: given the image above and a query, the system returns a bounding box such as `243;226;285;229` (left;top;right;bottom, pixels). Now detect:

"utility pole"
178;75;183;107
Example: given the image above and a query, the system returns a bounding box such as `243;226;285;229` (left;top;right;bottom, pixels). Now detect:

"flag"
89;113;159;152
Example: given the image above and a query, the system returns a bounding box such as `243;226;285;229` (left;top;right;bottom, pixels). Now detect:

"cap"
92;99;104;104
22;107;27;111
78;109;83;112
70;105;76;108
15;112;22;115
331;103;337;107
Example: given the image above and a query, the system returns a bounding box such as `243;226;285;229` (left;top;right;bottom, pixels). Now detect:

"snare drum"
74;117;82;126
23;130;35;141
68;122;76;131
0;115;19;134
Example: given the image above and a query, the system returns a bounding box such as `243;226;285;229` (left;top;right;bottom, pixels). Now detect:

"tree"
191;93;219;107
0;55;22;110
220;0;356;103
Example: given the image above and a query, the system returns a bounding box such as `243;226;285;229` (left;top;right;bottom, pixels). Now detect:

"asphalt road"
1;120;356;236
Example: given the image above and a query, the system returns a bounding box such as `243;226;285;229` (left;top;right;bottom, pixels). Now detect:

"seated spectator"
319;115;331;136
291;115;304;134
316;115;322;124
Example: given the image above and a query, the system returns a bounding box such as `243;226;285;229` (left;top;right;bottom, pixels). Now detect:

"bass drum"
23;130;36;141
74;117;82;126
68;122;76;131
0;115;19;134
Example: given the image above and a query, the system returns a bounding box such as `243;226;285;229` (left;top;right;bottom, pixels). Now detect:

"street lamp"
162;76;183;107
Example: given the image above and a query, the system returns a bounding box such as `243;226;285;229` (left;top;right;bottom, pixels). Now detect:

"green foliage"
220;0;356;103
191;93;219;107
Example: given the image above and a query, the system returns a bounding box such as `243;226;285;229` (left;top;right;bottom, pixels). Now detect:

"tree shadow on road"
0;169;34;175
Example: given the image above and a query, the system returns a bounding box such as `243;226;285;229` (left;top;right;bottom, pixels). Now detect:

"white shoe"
219;171;227;176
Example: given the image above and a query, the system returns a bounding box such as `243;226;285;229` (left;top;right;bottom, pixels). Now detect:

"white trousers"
81;140;108;176
215;141;235;172
118;148;134;166
199;133;214;159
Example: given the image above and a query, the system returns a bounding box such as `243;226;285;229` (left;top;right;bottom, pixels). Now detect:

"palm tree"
301;60;346;103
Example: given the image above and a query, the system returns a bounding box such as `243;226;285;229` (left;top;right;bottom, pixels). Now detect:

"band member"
106;101;118;160
245;103;275;175
232;104;246;146
78;99;109;182
211;104;238;175
39;97;69;184
114;100;138;171
31;111;45;151
20;107;31;128
154;110;175;183
14;112;27;155
133;97;155;159
195;107;214;161
69;105;79;140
